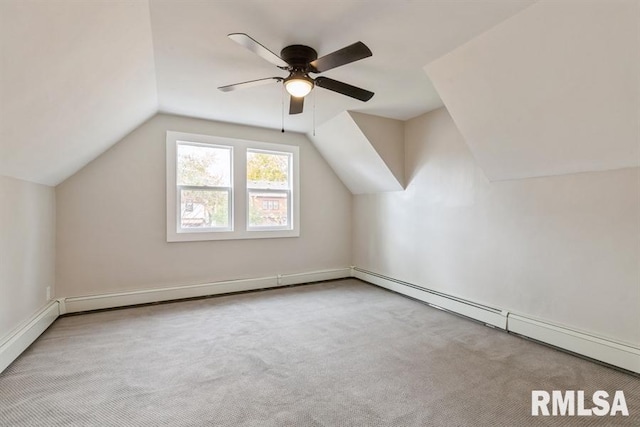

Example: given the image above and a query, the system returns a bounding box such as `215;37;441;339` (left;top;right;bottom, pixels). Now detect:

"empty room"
1;0;639;425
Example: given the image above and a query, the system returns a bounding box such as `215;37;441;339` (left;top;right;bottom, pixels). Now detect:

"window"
166;131;299;242
177;143;232;231
247;149;292;230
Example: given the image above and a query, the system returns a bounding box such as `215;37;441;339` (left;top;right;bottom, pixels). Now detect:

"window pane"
178;143;231;187
180;189;229;228
247;150;290;189
248;191;288;227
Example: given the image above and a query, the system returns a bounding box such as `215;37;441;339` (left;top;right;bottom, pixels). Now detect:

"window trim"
166;131;300;242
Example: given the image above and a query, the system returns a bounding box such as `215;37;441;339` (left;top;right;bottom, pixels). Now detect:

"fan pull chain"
312;89;316;136
281;83;285;133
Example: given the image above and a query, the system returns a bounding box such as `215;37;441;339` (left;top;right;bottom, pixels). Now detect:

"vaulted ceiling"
0;0;536;186
426;0;639;181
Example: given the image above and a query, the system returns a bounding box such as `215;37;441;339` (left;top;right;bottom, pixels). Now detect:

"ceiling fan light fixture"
284;74;313;97
221;34;375;115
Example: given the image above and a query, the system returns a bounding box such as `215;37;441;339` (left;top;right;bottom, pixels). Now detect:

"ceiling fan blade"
218;77;282;92
228;33;288;68
314;77;374;102
289;96;304;115
309;41;372;73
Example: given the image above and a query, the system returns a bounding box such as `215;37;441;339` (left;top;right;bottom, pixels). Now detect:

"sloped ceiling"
426;0;640;181
0;0;535;186
310;111;404;194
0;0;158;186
349;112;405;188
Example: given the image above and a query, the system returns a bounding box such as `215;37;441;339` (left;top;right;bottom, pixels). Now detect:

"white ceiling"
426;0;640;181
0;0;157;186
0;0;535;186
150;0;535;131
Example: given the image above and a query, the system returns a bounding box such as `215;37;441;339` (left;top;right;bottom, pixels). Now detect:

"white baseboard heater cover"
353;267;640;374
0;301;59;374
352;267;507;329
508;314;640;374
61;268;352;314
0;268;351;374
2;267;638;375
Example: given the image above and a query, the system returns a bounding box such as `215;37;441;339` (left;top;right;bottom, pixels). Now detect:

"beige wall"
0;176;55;342
353;108;640;346
56;114;352;297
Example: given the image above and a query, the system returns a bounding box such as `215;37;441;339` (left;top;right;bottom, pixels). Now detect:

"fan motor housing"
280;45;318;69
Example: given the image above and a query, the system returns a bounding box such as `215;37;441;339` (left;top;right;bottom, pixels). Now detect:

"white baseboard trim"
6;269;636;376
280;268;352;286
508;314;640;374
1;269;350;373
352;267;507;329
353;267;640;374
0;301;59;374
61;268;351;314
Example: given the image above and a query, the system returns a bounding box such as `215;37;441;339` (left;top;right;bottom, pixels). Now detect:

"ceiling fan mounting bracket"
280;45;318;71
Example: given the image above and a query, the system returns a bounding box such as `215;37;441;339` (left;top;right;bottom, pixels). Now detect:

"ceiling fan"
218;33;374;115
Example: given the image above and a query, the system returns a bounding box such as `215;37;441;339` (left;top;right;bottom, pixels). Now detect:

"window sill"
167;229;300;242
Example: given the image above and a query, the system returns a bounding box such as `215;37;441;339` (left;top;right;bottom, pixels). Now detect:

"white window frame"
166;131;300;242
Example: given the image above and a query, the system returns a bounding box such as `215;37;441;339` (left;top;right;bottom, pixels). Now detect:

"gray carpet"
0;279;638;426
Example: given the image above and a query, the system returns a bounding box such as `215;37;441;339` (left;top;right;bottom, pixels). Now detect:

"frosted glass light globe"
285;78;313;97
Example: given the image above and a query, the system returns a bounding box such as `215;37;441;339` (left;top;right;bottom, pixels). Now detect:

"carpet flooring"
0;279;638;426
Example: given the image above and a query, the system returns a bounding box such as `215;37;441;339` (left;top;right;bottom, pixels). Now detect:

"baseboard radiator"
0;268;351;374
58;268;352;314
0;301;60;374
352;267;508;328
352;267;640;374
2;266;638;375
